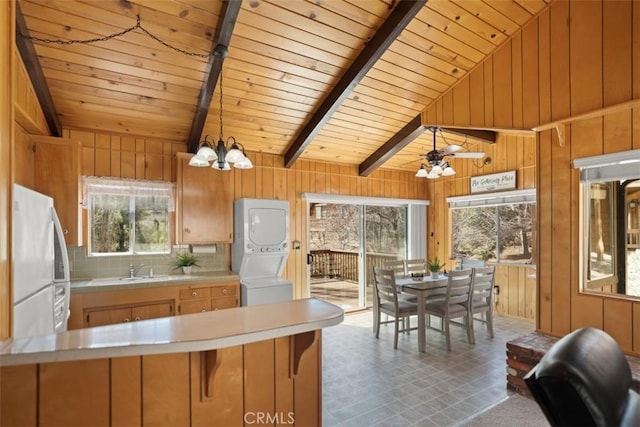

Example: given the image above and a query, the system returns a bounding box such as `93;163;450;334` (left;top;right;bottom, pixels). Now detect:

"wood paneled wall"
60;128;428;299
1;0;15;340
422;0;640;354
426;133;536;270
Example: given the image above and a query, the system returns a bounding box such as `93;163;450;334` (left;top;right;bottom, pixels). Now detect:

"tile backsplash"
68;245;229;280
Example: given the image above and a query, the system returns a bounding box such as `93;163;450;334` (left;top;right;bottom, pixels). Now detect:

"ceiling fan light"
430;164;443;175
416;165;428;177
442;166;456;176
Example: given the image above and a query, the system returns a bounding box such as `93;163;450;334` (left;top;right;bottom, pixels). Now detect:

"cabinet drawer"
211;297;238;310
211;285;237;297
179;300;211;315
179;287;210;300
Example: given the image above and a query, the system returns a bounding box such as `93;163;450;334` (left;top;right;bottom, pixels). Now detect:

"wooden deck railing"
310;250;398;284
628;229;640;249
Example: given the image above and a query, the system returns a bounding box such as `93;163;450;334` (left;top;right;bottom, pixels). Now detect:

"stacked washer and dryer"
232;198;293;306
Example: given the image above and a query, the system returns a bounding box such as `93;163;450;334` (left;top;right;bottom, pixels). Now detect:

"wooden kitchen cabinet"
175;152;234;244
69;280;240;329
178;282;239;315
85;301;174;327
31;135;82;246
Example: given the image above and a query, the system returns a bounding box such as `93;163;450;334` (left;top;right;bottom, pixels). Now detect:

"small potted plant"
427;256;445;279
171;252;200;275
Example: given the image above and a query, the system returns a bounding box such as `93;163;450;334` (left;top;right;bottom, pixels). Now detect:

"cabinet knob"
222;288;228;294
123;318;130;322
184;228;191;233
63;229;69;235
134;316;141;321
191;291;198;297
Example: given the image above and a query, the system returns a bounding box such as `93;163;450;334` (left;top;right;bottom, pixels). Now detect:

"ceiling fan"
413;127;485;179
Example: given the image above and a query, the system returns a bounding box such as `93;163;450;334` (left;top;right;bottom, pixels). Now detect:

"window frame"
574;150;640;295
82;177;175;257
447;189;536;265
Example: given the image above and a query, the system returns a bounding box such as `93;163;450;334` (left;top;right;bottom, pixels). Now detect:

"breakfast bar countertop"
0;298;344;367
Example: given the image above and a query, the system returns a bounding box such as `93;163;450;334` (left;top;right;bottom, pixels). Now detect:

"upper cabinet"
175;153;233;244
31;135;82;246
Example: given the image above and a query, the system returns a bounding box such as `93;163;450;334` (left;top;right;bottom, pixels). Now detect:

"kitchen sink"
87;275;185;286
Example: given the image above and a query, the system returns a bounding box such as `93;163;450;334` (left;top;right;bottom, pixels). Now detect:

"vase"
182;266;192;275
430;271;439;279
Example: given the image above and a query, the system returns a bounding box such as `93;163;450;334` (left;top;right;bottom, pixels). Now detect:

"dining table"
396;274;449;352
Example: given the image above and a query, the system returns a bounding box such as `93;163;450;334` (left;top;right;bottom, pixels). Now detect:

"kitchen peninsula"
0;298;343;426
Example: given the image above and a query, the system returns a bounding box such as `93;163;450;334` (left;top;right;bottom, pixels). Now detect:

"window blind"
573;149;640;183
447;189;536;209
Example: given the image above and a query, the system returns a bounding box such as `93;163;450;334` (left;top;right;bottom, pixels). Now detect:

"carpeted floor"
457;394;549;427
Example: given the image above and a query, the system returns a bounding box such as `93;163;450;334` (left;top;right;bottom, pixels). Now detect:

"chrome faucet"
129;263;144;278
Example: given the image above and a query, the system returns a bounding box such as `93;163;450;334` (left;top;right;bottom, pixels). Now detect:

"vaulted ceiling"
17;0;550;174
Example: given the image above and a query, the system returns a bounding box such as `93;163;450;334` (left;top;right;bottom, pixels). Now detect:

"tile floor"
322;310;537;427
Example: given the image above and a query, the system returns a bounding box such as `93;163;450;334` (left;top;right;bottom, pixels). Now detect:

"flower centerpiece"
171;252;200;275
427;256;445;278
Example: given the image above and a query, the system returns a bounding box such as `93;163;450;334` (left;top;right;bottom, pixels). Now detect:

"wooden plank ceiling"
17;0;549;174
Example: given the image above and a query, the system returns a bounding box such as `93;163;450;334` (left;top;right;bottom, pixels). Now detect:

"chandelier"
189;64;252;170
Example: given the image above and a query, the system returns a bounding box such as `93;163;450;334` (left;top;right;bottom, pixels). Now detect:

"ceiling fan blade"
440;144;462;154
448;152;485;159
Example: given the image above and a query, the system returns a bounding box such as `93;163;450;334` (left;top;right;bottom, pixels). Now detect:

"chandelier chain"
219;66;224;141
21;14;210;59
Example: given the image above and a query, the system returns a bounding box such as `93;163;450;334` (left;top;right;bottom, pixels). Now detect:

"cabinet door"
179;299;210;315
176;154;234;243
32;135;82;246
211;296;239;310
132;302;173;321
86;307;133;327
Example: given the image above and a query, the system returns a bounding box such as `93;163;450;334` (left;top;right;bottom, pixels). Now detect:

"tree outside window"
452;203;535;264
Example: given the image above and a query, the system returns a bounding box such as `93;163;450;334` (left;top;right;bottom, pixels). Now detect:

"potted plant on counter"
427;257;445;279
171;252;200;275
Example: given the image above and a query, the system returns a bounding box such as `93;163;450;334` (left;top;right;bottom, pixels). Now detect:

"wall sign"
470;170;516;193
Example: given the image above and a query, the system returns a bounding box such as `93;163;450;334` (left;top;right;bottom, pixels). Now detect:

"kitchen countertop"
70;270;240;293
0;298;344;367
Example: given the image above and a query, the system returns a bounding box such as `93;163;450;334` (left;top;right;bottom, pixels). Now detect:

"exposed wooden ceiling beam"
359;115;425;177
426;126;497;144
359;122;497;176
187;0;241;153
283;0;427;168
15;3;61;137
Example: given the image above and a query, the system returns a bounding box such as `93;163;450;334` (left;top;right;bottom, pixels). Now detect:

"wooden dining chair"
405;258;427;277
384;259;407;278
372;266;419;349
423;268;474;351
468;266;496;344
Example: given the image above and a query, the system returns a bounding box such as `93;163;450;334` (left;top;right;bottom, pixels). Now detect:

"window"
448;190;536;264
574;150;640;296
82;177;175;256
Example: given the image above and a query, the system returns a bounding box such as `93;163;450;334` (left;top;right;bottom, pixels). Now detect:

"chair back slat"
383;260;406;279
446;268;473;305
405;259;427;276
471;266;496;308
373;267;399;306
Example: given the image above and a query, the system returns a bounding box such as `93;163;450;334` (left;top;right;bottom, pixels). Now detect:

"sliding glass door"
308;202;407;311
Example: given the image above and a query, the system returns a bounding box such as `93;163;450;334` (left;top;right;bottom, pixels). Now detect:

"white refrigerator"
13;184;69;338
